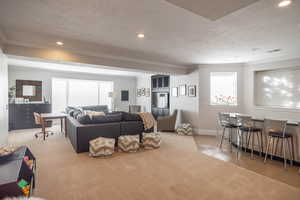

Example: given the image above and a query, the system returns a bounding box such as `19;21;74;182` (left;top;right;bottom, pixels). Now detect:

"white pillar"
0;49;8;145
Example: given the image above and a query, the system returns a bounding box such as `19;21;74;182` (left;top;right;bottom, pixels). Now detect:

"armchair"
157;110;178;132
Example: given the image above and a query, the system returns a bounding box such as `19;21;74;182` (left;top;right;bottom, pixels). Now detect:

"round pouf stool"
89;137;116;157
118;135;140;152
142;132;162;149
176;123;193;136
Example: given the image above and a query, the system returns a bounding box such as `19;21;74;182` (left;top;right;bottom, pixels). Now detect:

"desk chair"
33;112;53;140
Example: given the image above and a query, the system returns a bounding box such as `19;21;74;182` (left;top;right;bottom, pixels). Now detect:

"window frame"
51;78;114;112
209;72;238;106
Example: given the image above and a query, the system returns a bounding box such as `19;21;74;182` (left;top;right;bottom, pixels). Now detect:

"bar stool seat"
269;131;292;138
239;127;262;132
224;124;239;128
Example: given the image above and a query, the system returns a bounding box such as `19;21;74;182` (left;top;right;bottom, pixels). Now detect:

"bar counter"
225;113;300;163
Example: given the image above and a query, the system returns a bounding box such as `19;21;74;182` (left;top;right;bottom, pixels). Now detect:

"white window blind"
52;78;114;112
255;68;300;108
210;72;237;105
52;79;67;113
68;79;99;107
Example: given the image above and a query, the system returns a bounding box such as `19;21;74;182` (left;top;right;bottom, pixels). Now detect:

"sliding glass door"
52;78;114;112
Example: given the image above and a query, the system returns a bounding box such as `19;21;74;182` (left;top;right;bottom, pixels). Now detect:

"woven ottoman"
142;132;161;149
176;123;193;135
118;135;140;152
89;137;115;157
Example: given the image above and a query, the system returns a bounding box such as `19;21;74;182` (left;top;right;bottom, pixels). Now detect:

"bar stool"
264;119;294;169
218;112;238;152
237;115;263;159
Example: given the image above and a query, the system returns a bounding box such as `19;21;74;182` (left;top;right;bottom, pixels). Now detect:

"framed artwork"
172;87;178;97
121;90;129;101
146;88;151;97
179;84;186;96
141;88;146;96
137;89;141;97
188;85;196;97
16;79;42;101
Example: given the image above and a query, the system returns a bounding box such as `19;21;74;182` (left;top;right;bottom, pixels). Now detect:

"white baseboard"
195;129;217;136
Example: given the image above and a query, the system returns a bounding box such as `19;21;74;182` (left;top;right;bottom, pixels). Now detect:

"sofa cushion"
91;113;122;124
77;114;91;124
121;112;142;121
80;105;109;114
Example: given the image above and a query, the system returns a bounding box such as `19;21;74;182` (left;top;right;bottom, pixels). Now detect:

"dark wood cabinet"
151;75;170;119
9;104;52;130
151;75;169;91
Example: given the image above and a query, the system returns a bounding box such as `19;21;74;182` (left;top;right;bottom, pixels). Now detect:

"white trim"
253;105;300;113
195;129;217;136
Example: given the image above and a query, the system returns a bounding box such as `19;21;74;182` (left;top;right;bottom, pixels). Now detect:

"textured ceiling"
0;0;300;67
165;0;259;20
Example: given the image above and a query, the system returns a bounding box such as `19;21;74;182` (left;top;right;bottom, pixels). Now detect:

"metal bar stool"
218;112;239;152
263;119;294;169
237;115;263;159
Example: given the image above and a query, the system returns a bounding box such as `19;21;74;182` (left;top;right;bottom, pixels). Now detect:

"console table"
9;103;52;130
0;146;36;198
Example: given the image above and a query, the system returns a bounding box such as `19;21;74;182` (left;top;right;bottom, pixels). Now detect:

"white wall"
244;58;300;121
8;66;137;112
170;69;199;130
135;64;245;134
136;74;152;112
198;63;245;133
0;49;8;145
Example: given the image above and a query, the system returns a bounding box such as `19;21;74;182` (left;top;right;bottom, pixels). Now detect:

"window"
254;67;300;109
52;79;67;113
68;79;99;107
52;78;114;112
210;72;237;106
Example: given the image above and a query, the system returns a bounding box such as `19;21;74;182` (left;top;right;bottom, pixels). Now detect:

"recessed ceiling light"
56;41;64;46
278;0;292;8
137;33;145;38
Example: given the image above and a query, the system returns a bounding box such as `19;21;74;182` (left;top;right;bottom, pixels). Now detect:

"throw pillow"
73;110;82;119
84;110;105;120
77;114;91;124
91;113;122;124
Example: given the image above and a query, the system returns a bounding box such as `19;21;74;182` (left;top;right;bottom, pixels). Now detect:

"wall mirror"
22;85;36;96
16;80;42;101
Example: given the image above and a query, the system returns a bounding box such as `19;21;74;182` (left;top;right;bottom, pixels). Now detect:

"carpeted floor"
8;127;300;200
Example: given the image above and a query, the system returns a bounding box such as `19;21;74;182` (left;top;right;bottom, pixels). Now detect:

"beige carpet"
8;129;300;200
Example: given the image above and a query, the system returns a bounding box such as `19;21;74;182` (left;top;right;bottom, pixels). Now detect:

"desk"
40;113;68;140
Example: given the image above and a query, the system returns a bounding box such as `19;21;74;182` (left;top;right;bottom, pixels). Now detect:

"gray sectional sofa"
66;105;144;153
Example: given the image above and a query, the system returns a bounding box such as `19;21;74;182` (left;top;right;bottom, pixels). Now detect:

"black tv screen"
121;90;129;101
